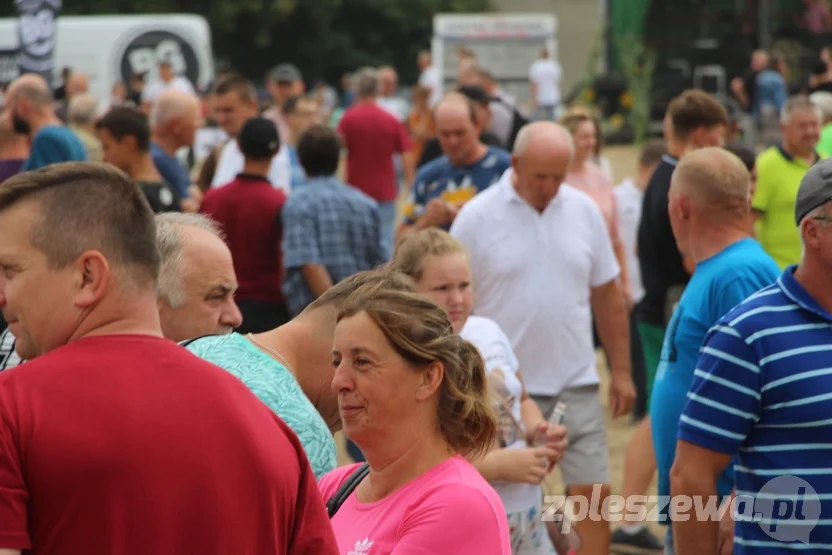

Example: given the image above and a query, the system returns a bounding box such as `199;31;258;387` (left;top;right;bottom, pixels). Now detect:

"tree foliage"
1;0;494;85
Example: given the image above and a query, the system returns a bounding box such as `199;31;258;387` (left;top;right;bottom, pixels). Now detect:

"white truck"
431;12;558;106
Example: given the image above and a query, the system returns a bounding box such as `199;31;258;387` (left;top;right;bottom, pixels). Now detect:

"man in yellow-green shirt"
753;96;823;268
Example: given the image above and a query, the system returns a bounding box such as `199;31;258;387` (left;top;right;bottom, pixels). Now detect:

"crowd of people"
0;34;830;555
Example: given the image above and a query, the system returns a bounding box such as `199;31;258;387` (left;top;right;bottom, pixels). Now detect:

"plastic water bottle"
535;402;567;446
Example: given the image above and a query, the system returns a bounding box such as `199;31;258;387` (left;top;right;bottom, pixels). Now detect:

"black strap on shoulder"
326;463;369;518
179;334;225;348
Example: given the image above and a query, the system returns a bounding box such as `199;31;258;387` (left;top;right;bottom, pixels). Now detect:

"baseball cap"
269;63;302;83
238;117;280;160
795;158;832;224
457;84;497;106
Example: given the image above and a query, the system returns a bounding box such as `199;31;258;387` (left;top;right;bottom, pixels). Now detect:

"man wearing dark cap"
670;157;832;554
417;84;504;168
200;117;290;332
264;63;305;144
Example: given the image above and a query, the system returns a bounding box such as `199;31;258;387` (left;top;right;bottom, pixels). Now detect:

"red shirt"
337;101;412;202
0;335;338;555
201;173;287;304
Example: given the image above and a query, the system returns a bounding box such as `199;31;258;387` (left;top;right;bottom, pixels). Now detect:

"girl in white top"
392;228;571;555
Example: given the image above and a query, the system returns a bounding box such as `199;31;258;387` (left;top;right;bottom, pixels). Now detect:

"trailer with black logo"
0;14;214;101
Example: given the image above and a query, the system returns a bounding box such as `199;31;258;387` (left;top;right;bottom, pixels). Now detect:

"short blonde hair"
671;147;750;207
338;276;497;459
392;228;466;282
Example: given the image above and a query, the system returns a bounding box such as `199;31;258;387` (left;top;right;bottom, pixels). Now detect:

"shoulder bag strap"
326;463;370;518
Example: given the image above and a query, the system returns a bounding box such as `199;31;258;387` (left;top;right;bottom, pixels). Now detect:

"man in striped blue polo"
671;157;832;554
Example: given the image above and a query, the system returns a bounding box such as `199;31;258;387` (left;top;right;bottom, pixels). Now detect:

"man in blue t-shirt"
281;95;320;189
672;158;832;555
5;74;86;171
398;93;511;237
150;89;202;202
650;148;780;554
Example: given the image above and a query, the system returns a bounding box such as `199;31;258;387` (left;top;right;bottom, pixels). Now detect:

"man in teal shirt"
155;213;415;478
651;148;780;554
5;73;86;171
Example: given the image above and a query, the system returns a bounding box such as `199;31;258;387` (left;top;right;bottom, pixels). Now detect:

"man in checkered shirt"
281;124;387;317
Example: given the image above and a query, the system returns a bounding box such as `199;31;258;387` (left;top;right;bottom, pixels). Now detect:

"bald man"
398;93;510;239
649;147;780;554
5;74;86;170
377;66;408;122
151;89;202;204
451;121;634;555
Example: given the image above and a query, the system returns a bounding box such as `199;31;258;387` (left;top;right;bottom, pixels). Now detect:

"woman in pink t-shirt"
319;274;512;555
560;110;631;305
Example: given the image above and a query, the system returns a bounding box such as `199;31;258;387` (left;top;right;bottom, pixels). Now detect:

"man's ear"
73;250;111;308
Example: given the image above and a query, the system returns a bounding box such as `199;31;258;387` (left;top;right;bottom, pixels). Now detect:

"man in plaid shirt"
281;124;387;317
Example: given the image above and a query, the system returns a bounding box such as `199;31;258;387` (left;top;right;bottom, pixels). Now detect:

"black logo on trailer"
118;29;199;88
15;0;62;83
0;50;21;86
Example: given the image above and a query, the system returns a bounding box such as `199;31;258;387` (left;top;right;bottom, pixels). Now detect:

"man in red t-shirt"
201;117;289;333
0;162;337;555
337;67;413;257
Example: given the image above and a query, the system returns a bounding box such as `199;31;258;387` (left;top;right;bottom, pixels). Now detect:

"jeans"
377;201;396;261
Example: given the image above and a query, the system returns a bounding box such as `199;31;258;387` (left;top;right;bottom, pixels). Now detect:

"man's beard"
11;113;31;136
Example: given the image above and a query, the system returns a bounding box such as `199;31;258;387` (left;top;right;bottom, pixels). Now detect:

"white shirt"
460;315;540;513
141;77;196;104
450;169;620;396
613;178;645;303
193;127;229;162
378;96;409;122
528;58;562;107
211;140;291;194
418;66;442;107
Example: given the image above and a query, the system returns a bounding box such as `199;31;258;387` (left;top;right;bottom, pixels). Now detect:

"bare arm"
471;448;509;482
301;264;334;298
612;238;632;303
670;440;734;555
517;370;545;437
529;81;539;108
591;279;635;418
0;549;22;555
396;199;457;243
730;77;749;108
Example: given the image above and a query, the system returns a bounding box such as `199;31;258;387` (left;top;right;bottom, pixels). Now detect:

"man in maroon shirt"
201;117;289;333
337;67;413;258
0;162;337;555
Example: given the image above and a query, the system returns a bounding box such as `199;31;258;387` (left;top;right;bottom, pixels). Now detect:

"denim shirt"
755;70;787;117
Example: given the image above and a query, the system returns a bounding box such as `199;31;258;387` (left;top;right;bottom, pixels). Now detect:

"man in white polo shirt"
450;121;635;555
209;74;290;193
